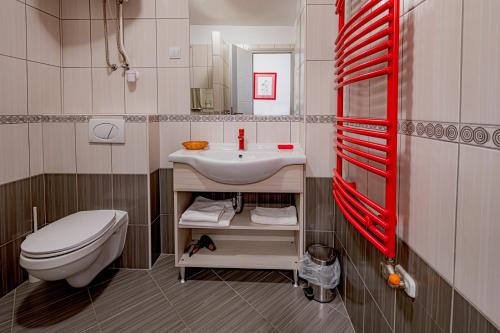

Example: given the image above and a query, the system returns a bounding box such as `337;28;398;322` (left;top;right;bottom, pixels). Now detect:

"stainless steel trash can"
307;244;337;303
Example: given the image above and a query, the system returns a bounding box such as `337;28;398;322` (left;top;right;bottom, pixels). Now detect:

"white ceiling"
189;0;300;26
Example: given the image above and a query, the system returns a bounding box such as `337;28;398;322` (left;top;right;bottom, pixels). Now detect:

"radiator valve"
381;260;416;298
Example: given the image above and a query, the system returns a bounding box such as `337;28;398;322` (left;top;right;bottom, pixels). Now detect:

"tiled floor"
0;255;353;333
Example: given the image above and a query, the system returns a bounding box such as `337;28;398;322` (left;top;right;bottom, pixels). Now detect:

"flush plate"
88;119;125;144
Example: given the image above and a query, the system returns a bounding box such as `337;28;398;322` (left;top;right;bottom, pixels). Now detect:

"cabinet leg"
293;269;298;287
180;267;186;283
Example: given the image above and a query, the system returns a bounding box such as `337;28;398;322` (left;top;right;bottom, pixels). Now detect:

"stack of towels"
250;206;298;225
179;196;235;227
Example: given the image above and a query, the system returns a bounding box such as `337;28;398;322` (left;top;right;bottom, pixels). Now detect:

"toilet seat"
22;210;117;259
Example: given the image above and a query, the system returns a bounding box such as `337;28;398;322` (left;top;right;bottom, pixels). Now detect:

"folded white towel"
180;196;232;223
180;208;235;227
250;206;298;225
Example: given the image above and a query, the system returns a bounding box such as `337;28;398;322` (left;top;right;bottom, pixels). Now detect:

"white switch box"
89;119;125;144
169;47;181;59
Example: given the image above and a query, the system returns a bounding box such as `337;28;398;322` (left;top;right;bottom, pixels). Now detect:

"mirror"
189;0;299;116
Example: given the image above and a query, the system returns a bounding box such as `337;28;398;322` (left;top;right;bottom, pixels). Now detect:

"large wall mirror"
189;0;300;116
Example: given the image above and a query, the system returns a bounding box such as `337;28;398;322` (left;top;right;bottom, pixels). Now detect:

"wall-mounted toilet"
20;210;128;288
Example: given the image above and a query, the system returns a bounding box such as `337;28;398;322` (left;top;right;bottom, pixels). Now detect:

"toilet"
20;210;129;288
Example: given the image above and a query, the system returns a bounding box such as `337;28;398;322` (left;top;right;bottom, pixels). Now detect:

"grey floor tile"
99;294;186;333
0;290;14;326
189;295;275;333
0;321;11;333
81;325;101;333
13;290;98;333
281;302;354;333
215;269;272;294
149;255;180;291
89;270;161;322
163;270;238;326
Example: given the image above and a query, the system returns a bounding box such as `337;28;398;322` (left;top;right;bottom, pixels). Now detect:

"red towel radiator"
333;0;400;258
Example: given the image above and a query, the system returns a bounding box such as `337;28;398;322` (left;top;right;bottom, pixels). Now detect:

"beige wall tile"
156;0;189;18
305;123;334;177
125;68;158;114
306;4;336;61
290;122;302;144
223;122;257;144
0;124;30;185
111;122;148;174
92;68;125;114
124;19;157;67
123;0;156;18
63;68;92;114
158;67;190;114
0;55;27;115
191;67;210;88
455;145;500;328
75;122;112;173
0;0;27;59
90;0;116;19
27;6;61;66
148;121;160;172
91;19;120;68
257;122;291;144
159;121;190;168
29;123;44;176
62;20;91;67
397;135;458;283
400;0;462;122
191;122;223;142
306;0;333;3
26;0;60;17
156;19;190;68
461;0;500;125
28;62;62;115
42;122;77;173
61;0;90;19
306;61;335;115
191;45;208;67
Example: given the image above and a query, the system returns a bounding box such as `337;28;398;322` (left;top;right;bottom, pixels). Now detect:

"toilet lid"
21;210;117;256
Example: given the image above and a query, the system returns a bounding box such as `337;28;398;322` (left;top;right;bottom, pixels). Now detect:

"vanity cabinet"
172;163;304;284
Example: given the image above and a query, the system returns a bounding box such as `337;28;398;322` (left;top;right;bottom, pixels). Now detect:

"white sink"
168;143;306;184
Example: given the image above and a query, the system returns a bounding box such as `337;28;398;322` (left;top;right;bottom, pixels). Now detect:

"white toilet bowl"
20;210;128;288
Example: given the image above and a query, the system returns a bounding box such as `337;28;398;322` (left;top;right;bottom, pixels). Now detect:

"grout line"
25;4;60;20
10;288;16;332
86;287;102;332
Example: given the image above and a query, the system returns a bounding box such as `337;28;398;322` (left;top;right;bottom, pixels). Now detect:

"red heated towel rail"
333;0;399;258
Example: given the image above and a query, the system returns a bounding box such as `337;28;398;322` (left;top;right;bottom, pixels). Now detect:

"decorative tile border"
158;114;303;122
306;115;335;123
398;120;459;143
0;115;41;124
459;124;500;149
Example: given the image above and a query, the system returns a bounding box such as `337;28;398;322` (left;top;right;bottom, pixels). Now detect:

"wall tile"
305;230;334;249
0;124;30;186
124;19;157;67
91;19;120;67
123;0;156;19
345;257;365;333
452;290;500;333
28;123;44;176
191;45;208;67
461;0;500;125
159;169;174;215
158;67;190;114
26;0;60;17
151;218;161;264
61;0;90;19
150;170;160;222
398;135;458;283
159;121;190;168
45;174;78;223
148;121;160;172
223;122;257;144
0;0;27;59
0;237;27;298
113;174;148;226
125;68;158;114
0;178;32;247
0;55;27;115
75;122;112;174
77;174;113;211
305;4;336;61
256;122;291;144
115;225;149;269
400;0;462;122
191;122;223;142
191;67;210;88
28;62;62;115
306;61;335;115
42;122;76;174
156;19;190;68
160;214;175;254
92;68;125;114
62;20;91;67
364;291;392;333
455;145;500;328
305;123;334;177
305;178;334;232
395;290;445;333
156;0;189;18
111;122;148;174
90;0;116;19
63;68;92;114
26;6;61;66
31;174;46;228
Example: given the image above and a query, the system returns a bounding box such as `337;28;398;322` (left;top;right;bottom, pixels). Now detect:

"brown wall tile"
77;174;112;211
305;230;334;249
150;170;160;223
30;174;46;228
113;174;148;225
1;237;28;298
151;217;161;265
452;290;500;333
345;257;365;333
115;225;150;269
160;214;175;254
45;174;77;224
364;290;393;333
0;178;32;247
305;178;335;232
159;169;174;215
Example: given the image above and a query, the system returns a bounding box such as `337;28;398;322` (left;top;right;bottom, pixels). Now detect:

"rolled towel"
181;196;232;223
180;207;235;227
250;206;298;225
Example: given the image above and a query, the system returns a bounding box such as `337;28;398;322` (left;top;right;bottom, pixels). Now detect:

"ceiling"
189;0;300;26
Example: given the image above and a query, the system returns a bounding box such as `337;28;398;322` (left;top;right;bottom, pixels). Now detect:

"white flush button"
169;47;181;59
89;119;125;144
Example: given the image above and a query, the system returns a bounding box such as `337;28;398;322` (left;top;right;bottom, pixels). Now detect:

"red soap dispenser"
238;128;245;150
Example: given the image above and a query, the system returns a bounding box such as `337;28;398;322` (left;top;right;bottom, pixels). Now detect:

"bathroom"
0;0;499;332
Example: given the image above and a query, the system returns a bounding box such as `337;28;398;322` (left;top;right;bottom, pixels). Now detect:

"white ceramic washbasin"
168;143;306;184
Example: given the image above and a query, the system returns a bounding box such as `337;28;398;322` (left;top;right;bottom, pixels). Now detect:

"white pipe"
117;0;130;69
